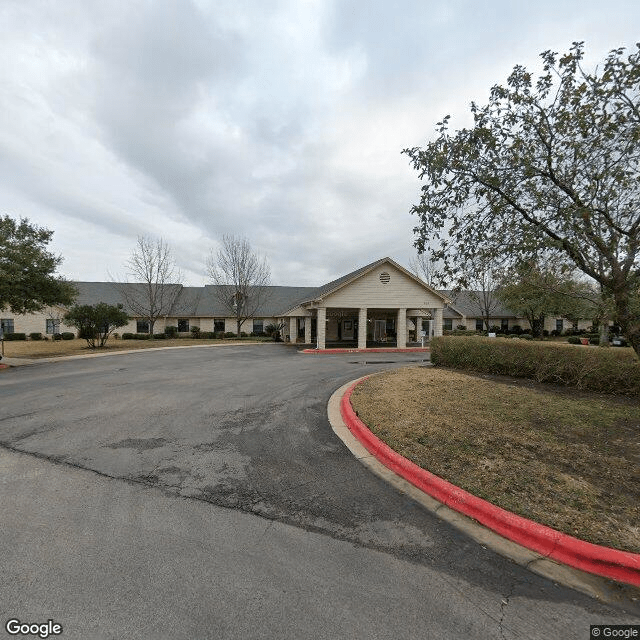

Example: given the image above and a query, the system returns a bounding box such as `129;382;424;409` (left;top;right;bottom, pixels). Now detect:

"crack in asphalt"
498;581;516;640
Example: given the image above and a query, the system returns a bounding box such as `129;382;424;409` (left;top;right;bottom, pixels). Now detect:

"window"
1;319;14;334
136;320;149;333
443;318;453;331
177;319;189;332
253;319;264;334
214;319;225;333
555;319;564;333
476;318;484;331
501;319;509;332
46;319;60;334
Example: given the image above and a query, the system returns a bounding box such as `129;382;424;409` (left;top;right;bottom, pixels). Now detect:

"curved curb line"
301;347;430;355
338;378;640;588
328;377;640;604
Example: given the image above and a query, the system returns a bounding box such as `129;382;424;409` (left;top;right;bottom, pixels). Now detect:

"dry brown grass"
350;366;640;553
1;337;269;359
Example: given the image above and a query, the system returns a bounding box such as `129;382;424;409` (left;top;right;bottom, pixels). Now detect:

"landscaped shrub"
224;331;236;338
4;333;27;341
456;325;467;331
240;331;248;338
29;332;43;340
135;333;151;340
121;333;135;340
164;326;178;338
52;333;63;341
61;332;74;340
190;326;201;338
567;336;581;344
430;336;640;395
153;333;166;339
199;331;216;339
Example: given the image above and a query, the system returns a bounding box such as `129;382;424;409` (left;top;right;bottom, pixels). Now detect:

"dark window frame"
1;318;15;334
46;319;60;334
136;320;150;334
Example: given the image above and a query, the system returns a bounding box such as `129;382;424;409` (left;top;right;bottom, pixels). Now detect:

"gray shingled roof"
70;282;319;317
70;264;455;318
441;290;518;318
283;256;448;311
196;286;318;316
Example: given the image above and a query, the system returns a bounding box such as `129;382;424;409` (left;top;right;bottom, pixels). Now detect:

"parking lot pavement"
1;344;637;637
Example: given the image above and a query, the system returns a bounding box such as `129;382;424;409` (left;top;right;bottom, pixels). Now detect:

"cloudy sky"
1;1;638;286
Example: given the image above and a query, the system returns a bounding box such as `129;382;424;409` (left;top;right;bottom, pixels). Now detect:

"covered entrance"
280;257;448;350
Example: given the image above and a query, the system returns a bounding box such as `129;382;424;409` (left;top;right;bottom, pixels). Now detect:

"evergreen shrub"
430;336;640;395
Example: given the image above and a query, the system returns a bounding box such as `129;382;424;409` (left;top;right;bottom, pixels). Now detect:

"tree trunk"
612;290;640;359
236;319;241;338
149;319;155;337
599;320;610;347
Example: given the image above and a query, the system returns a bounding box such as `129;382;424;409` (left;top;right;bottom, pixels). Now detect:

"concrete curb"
301;347;430;354
327;376;640;604
0;341;270;366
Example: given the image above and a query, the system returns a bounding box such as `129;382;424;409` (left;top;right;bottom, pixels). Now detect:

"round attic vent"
379;271;390;284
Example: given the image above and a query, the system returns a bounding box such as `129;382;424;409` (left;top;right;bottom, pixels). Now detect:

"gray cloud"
0;0;638;286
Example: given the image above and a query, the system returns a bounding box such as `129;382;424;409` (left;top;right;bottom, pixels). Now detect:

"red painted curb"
340;379;640;587
302;347;430;354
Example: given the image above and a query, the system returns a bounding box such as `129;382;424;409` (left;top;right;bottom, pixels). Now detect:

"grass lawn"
350;366;640;554
1;336;273;359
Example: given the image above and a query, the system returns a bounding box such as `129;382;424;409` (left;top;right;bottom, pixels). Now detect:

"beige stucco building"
1;257;449;349
3;255;601;347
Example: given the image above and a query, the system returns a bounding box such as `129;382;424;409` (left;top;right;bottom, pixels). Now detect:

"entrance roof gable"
281;258;449;313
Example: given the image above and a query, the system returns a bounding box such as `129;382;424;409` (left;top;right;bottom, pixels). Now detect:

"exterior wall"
321;264;444;309
1;308;77;336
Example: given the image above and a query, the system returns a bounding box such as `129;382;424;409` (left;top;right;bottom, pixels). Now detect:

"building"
1;257;450;349
442;290;594;334
2;256;599;348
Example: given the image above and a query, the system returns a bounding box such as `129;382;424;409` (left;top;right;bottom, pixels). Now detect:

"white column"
434;308;443;337
415;316;422;344
304;317;311;344
289;316;297;343
396;308;407;348
317;308;326;350
358;307;367;349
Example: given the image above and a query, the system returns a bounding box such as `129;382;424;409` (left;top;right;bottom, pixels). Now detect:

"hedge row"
119;332;262;340
430;336;640;395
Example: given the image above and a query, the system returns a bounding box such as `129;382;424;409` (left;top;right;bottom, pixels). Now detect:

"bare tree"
466;261;502;334
115;236;182;336
409;250;438;287
206;235;271;337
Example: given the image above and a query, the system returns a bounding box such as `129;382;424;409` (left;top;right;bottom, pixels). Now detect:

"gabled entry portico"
281;258;448;350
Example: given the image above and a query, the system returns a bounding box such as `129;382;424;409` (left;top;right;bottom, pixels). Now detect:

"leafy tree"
496;262;596;339
64;303;129;348
0;215;76;313
206;235;272;337
115;236;181;336
404;43;640;356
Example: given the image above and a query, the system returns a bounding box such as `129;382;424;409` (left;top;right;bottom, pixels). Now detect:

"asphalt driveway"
0;344;638;638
